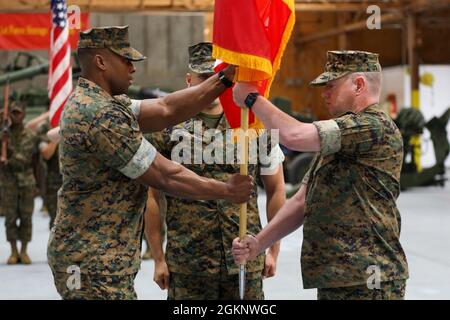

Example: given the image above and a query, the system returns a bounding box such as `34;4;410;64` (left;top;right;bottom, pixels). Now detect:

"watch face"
245;93;258;108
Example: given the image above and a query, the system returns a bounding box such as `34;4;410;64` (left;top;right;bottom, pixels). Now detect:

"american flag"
48;0;72;127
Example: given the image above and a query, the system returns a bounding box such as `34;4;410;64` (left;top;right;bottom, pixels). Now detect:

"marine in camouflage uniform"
232;50;409;300
0;100;40;265
38;120;62;229
47;27;250;300
148;42;285;300
47;27;154;300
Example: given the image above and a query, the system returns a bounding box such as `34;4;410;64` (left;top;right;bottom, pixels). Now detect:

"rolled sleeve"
313;119;341;156
38;141;49;152
260;144;285;175
130;99;141;119
119;138;156;179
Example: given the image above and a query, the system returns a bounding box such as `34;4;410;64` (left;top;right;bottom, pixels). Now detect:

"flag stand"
239;107;249;300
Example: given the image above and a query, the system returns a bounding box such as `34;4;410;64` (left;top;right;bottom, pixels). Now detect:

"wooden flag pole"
239;106;249;300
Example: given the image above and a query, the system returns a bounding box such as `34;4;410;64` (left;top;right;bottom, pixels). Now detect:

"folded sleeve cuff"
130;99;142;119
119;137;156;179
313;119;341;156
260;144;285;175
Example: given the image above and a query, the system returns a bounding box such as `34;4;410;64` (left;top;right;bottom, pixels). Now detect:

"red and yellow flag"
212;0;295;129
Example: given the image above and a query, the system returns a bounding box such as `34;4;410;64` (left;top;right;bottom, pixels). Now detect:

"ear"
185;73;192;87
354;76;365;95
93;54;107;71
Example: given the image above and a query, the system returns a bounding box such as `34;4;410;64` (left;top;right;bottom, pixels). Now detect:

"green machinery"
395;107;450;190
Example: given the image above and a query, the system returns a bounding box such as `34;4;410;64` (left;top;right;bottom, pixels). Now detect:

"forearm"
252;97;318;152
160;165;229;200
25;111;49;131
144;190;165;262
256;189;305;254
137;154;231;201
138;73;228;132
40;142;58;160
265;188;285;257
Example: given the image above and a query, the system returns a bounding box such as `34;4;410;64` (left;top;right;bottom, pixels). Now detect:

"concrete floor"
0;180;449;300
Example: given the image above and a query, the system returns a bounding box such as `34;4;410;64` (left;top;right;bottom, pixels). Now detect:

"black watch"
218;71;233;88
244;92;260;109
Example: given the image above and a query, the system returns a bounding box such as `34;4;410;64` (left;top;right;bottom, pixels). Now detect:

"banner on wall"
0;12;89;50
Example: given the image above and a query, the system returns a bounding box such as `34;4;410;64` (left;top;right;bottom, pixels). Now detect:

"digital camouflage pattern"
301;104;409;289
78;26;146;61
168;269;264;300
2;185;35;242
47;77;150;278
38;121;62;228
0;123;39;242
317;279;406;300
0;124;39;189
52;271;137;300
45;144;61;229
310;50;381;86
188;42;215;74
150;114;269;278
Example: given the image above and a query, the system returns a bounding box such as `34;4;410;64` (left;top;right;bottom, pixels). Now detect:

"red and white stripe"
48;11;72;127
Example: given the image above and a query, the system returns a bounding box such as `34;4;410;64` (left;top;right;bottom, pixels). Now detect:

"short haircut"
351;72;381;95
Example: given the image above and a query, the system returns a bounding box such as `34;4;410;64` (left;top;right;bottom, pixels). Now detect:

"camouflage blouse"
148;113;280;276
301;104;409;289
47;77;156;276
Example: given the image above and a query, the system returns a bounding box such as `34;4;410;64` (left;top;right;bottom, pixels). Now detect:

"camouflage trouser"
168;269;264;300
317;279;406;300
45;183;60;229
2;186;34;242
52;271;137;300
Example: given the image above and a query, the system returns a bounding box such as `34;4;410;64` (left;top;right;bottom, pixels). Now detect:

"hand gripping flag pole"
239;107;249;300
212;0;296;300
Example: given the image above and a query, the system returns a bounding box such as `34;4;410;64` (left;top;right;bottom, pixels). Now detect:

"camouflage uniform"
47;26;153;300
0;103;39;243
38;121;62;228
152;114;274;300
302;51;409;300
148;42;284;300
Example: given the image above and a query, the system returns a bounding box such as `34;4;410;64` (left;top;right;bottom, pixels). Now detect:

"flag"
212;0;295;129
48;0;72;127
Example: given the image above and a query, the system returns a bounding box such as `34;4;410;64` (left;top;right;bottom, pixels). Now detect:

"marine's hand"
262;251;277;279
232;235;259;265
232;82;259;108
153;259;170;290
225;174;253;204
221;64;236;83
47;126;61;143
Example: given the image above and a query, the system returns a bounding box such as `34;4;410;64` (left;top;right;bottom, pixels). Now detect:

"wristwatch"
244;92;260;109
218;71;233;88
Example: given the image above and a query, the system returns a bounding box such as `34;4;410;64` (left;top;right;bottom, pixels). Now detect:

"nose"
321;88;329;100
128;61;136;74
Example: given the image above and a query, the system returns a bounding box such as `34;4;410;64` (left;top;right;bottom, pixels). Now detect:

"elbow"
156;164;183;194
279;130;298;151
